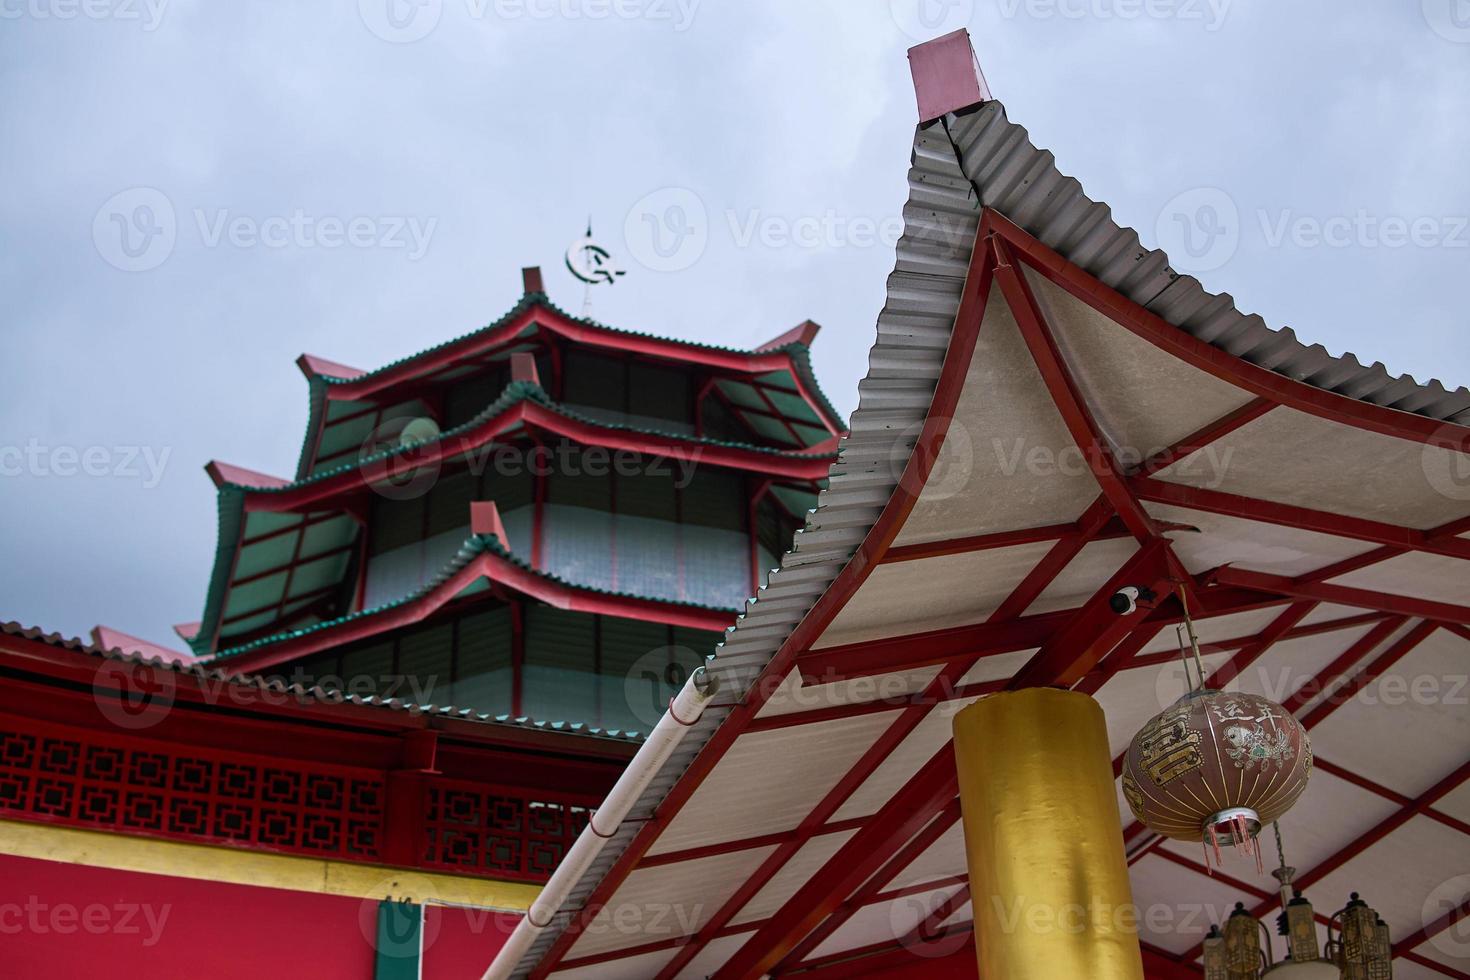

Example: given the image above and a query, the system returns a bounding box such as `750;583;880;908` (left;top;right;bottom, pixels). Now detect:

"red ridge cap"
756;319;821;352
470;501;508;549
205;460;290;489
296;353;366;380
173;620;201;642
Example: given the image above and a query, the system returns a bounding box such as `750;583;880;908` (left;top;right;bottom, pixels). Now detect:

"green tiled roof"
209;531;737;662
292;294;846;477
198;379;828;658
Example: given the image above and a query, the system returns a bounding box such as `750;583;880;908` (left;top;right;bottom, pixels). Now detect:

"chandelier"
1202;825;1394;979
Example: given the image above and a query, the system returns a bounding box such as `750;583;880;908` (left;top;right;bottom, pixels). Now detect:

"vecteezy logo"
622;646;698;732
356;874;443;957
93;187;176;272
358;0;443;43
359;416;443;501
1422;874;1470;958
93;659;177;731
1421;423;1470;502
1424;0;1470;42
889;418;974;502
623;187;708;273
890;0;974;40
1154;187;1239;275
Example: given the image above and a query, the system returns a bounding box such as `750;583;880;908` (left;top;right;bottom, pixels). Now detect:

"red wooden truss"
513;206;1470;980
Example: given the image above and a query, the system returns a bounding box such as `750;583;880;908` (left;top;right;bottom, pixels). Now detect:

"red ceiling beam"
993;235;1157;542
636;816;871;869
1132;477;1470;563
778;928;977;978
771;802;965;972
1213;566;1470;627
744;679;1009;734
1297;620;1441;728
798;585;1293;686
880;520;1101;564
695;499;1117;978
1009;537;1175;689
1398;950;1470;979
989;210;1470;453
1396;895;1470;962
711;748;962;980
1133;397;1276;477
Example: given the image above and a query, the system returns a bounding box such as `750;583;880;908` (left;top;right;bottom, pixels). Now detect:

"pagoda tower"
186;266;845;737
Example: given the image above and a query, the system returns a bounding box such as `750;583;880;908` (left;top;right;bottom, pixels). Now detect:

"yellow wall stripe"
0;818;539;912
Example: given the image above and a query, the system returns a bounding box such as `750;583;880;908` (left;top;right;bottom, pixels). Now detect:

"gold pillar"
953;688;1145;980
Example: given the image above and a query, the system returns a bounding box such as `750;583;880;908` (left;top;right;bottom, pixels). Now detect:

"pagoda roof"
192;380;835;655
294;294;847;478
1;620;646;749
501;34;1470;980
206;530;738;674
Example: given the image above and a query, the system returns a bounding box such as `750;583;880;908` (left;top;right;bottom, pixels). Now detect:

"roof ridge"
232;382;837;495
0;619;647;742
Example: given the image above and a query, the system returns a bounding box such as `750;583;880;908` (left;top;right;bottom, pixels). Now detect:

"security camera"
1109;586;1156;616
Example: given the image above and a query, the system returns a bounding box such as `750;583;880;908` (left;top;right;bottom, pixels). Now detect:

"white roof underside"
510;99;1470;980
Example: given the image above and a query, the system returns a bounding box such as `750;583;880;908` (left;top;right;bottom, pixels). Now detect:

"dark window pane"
368;495;425;556
451;606;513;715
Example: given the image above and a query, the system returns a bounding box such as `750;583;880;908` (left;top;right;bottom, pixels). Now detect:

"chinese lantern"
1121;690;1311;870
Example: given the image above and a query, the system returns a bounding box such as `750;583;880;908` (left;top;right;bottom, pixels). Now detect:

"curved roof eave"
210;531;738;672
235;382;837;505
2;621;646;746
504;86;1470;980
304;294;848;426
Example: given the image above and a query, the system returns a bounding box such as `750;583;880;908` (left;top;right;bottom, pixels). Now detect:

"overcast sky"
2;0;1467;648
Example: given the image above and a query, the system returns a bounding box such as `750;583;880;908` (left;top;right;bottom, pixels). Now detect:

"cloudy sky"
2;0;1467;648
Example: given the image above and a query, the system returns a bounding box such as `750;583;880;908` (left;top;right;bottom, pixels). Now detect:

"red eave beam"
711;750;962;980
1213;566;1470;627
993;235;1157;542
1132;478;1470;563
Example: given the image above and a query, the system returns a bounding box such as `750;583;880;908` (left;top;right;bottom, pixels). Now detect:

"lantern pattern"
1122;690;1312;869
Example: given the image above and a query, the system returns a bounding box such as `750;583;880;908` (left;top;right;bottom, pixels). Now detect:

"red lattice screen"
0;721;385;860
0;717;592;885
423;781;591;881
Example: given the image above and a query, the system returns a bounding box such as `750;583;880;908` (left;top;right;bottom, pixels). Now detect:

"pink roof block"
908;29;991;123
91;625;195;666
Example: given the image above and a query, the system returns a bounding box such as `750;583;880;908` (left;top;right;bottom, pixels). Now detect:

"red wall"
0;853;519;980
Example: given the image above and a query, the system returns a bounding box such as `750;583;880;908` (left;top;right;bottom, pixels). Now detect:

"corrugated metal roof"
946;103;1470;424
0;620;647;743
507;96;1470;977
505;112;982;980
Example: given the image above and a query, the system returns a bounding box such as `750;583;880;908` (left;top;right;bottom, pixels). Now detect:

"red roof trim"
323;302;818;404
219;547;735;674
205;460;288;489
237;400;834;512
296;353;365;380
755;319;821;353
